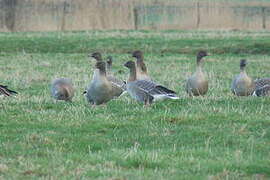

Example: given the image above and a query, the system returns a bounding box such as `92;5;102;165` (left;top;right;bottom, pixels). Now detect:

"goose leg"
143;97;151;108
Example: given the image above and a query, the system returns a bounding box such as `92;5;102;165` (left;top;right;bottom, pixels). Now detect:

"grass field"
0;30;270;179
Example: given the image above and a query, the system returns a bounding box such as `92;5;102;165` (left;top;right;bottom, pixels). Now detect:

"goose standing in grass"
51;78;74;101
231;59;255;96
86;61;122;105
124;61;179;105
185;51;209;96
131;51;151;81
0;84;17;97
88;52;126;96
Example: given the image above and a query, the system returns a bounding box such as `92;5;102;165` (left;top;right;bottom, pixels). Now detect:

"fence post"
262;7;266;29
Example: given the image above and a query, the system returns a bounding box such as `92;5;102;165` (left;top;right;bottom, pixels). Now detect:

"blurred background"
0;0;270;32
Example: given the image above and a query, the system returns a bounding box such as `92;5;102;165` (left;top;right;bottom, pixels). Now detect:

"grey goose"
51;78;75;101
86;61;122;105
124;61;179;105
231;59;255;96
89;52;126;96
185;51;209;96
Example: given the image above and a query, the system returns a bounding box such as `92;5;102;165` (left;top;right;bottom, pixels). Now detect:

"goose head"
107;56;113;65
124;60;136;69
197;50;208;60
132;50;143;60
90;52;102;62
240;59;247;71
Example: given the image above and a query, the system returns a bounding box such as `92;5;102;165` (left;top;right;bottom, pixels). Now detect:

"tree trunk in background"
3;0;17;32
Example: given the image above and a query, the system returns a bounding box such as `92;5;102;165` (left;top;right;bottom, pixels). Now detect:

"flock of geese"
1;50;270;106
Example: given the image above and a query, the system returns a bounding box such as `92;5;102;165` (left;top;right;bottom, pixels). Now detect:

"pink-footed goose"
231;59;255;96
86;61;122;105
87;52;126;96
185;51;209;96
51;78;75;101
124;61;179;105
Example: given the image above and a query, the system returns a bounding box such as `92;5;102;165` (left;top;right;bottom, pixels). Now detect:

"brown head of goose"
124;60;179;105
231;59;255;96
51;78;74;101
0;84;17;97
106;56;113;76
185;50;209;96
86;61;123;105
131;50;151;81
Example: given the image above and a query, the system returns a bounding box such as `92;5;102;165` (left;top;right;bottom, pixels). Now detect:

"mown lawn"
0;30;269;179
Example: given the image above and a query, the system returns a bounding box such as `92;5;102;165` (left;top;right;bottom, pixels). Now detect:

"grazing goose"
51;78;75;101
89;52;126;95
131;51;151;81
86;61;122;105
124;61;179;105
231;59;255;96
0;84;17;97
185;51;209;96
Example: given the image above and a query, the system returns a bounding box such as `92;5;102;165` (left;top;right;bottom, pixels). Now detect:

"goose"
231;59;255;96
185;51;208;96
124;61;179;105
131;51;151;81
0;84;17;97
86;61;122;105
51;78;75;101
89;52;126;96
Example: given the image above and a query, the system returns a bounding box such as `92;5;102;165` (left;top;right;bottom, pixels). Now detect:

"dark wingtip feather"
155;85;177;94
0;85;17;96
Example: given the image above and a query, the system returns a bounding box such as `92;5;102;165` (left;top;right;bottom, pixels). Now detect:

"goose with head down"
51;78;74;101
231;59;255;96
185;51;209;96
124;60;179;105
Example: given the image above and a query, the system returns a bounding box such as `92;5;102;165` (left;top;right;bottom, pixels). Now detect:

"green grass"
0;30;270;179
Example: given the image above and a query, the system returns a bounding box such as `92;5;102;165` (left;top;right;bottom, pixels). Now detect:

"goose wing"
108;76;126;91
131;80;178;100
0;85;17;96
255;78;270;89
254;85;270;96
